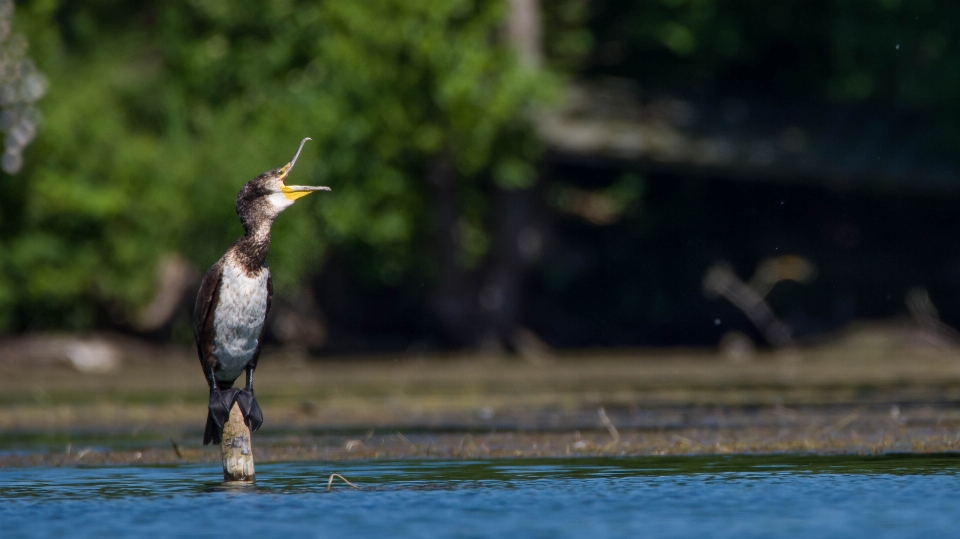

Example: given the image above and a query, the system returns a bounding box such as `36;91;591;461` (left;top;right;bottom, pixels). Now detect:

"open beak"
279;137;332;201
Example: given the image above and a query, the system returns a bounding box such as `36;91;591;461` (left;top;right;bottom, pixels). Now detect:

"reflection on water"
2;455;960;538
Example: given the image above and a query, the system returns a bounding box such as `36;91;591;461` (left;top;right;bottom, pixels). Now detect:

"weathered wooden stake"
221;401;255;482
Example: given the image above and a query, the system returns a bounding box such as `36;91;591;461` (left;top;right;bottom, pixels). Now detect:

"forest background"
2;0;959;356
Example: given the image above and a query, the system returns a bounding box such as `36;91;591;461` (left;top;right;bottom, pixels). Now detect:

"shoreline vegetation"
2;344;960;467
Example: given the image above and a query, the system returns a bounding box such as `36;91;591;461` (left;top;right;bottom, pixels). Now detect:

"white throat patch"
267;191;295;213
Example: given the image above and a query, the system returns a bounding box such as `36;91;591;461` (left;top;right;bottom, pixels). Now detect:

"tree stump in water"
221;401;255;482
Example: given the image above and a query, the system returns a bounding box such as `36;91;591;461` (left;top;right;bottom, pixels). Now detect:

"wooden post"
221;401;255;482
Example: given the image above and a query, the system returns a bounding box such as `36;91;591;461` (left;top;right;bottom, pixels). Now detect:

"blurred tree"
0;0;555;341
586;0;960;128
7;0;960;348
537;0;960;347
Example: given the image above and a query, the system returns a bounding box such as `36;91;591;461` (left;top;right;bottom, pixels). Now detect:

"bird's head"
236;138;330;232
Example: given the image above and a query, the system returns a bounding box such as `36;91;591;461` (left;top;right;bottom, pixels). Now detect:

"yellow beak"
277;137;331;200
282;183;331;201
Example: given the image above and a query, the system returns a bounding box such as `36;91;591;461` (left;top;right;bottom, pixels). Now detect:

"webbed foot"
236;388;264;432
203;387;240;445
209;388;235;427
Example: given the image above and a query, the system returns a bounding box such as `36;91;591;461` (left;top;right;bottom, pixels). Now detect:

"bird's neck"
233;221;273;273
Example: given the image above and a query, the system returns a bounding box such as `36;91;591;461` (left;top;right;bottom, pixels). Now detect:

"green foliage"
0;0;553;331
589;0;960;113
541;0;594;73
8;0;958;334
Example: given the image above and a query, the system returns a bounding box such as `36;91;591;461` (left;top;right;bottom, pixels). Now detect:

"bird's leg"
236;364;264;432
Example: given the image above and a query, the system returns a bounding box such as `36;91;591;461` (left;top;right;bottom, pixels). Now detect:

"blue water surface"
2;454;959;538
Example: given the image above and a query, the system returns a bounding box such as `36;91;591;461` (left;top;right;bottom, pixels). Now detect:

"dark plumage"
193;138;330;444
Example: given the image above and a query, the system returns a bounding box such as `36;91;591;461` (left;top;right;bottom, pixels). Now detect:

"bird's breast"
212;262;270;382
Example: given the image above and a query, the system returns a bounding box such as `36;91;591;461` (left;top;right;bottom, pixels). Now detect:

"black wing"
193;258;224;375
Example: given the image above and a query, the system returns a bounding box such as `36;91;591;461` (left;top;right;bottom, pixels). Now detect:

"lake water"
2;454;959;538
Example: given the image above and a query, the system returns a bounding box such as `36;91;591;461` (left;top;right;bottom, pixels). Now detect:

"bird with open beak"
193;138;329;444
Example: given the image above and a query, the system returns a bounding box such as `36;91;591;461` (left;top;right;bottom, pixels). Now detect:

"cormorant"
193;138;329;445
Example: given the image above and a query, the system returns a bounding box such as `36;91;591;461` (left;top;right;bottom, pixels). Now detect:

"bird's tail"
203;409;221;445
